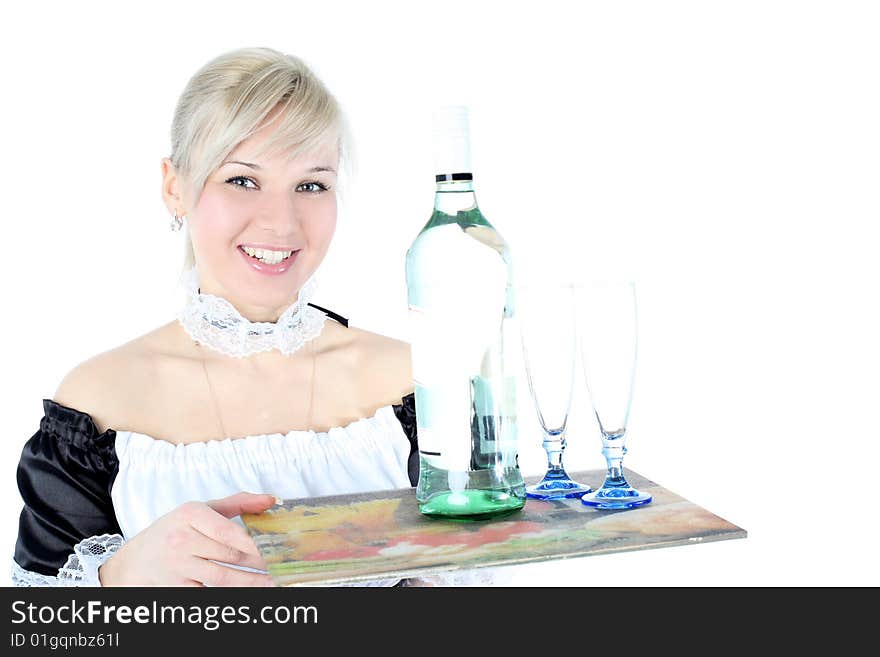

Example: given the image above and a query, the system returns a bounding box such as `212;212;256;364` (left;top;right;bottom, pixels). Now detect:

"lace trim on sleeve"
11;561;60;586
11;533;124;587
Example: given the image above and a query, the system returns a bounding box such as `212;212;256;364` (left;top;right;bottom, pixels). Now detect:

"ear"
161;158;186;217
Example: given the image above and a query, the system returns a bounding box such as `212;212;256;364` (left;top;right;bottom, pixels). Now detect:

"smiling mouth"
238;245;299;265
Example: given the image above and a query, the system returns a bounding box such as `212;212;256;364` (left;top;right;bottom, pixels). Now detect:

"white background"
1;0;878;586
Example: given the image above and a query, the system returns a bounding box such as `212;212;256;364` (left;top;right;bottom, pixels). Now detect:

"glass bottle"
405;106;526;518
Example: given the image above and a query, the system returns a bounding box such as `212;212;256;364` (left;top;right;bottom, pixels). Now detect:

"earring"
170;210;184;232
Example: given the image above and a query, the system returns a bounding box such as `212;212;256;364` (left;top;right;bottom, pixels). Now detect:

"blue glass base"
526;473;592;500
581;486;653;510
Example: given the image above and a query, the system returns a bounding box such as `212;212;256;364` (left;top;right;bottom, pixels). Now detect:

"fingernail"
273;495;284;506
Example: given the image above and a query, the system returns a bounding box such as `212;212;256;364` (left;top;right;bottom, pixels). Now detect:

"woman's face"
185;126;338;322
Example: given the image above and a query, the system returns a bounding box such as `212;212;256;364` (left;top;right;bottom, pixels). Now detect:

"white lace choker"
177;266;327;358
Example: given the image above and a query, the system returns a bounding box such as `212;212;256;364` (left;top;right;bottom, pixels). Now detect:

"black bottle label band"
435;173;473;182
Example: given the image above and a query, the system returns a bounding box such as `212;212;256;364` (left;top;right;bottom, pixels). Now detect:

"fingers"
184;503;262;557
187;556;275;587
168;495;275;586
187;528;268;571
206;492;277;518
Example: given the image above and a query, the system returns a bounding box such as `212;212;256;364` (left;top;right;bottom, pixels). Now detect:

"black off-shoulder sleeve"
14;400;121;577
392;392;418;487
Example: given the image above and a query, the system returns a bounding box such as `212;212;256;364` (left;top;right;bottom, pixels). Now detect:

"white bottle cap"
432;105;473;178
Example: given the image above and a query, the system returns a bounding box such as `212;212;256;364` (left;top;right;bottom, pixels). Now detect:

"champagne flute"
576;281;652;509
518;282;592;499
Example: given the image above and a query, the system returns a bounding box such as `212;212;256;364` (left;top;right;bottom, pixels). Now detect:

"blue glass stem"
581;429;651;508
526;431;591;499
600;437;629;487
545;434;566;474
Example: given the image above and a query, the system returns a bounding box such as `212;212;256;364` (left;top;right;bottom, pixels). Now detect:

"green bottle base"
418;489;526;520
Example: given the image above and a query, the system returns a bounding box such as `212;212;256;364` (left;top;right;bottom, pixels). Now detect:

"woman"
11;47;422;586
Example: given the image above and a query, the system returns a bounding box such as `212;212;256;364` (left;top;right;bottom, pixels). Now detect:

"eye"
297;181;330;193
225;176;258;190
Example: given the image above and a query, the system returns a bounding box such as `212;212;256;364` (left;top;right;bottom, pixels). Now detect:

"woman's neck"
195;285;302;324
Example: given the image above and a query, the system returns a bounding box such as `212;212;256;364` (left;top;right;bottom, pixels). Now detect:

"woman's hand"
98;492;277;586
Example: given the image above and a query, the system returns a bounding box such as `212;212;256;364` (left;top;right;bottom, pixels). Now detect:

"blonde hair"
169;47;350;272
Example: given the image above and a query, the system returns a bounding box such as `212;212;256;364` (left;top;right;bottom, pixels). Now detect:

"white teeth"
241;246;293;265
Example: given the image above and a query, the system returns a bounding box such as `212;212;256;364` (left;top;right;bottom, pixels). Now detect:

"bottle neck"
433;177;477;215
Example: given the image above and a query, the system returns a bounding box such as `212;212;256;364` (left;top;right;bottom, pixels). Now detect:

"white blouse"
111;403;413;541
